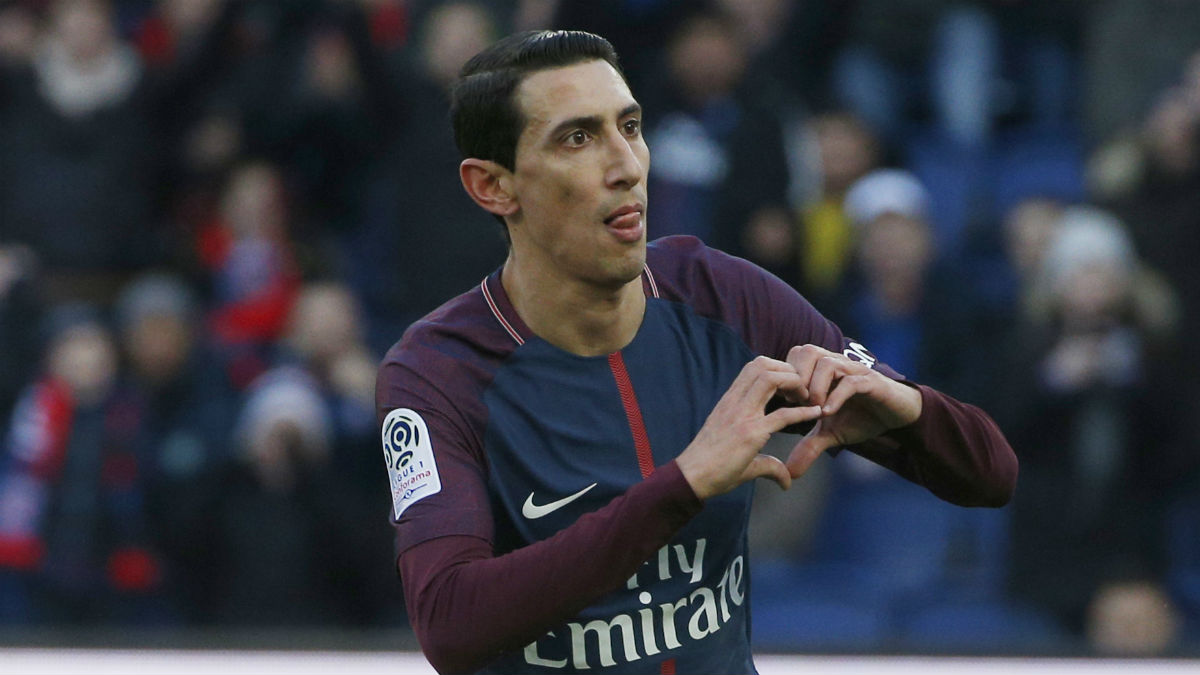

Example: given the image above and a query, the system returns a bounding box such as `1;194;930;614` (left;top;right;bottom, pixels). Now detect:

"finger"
762;403;823;434
741;453;792;491
806;355;847;407
726;356;796;403
788;345;860;405
786;344;837;375
785;344;832;399
747;370;808;410
820;373;874;416
785;422;836;478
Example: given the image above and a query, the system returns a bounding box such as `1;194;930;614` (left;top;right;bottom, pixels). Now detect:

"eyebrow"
547;103;642;141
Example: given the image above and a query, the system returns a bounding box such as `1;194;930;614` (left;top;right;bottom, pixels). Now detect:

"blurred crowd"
0;0;1198;658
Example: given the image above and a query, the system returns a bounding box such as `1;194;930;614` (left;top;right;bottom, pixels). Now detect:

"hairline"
508;59;634;169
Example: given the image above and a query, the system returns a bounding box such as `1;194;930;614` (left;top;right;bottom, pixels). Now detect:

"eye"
565;130;591;147
622;118;641;137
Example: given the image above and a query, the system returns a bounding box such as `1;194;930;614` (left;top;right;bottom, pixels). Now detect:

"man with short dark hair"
375;30;1017;675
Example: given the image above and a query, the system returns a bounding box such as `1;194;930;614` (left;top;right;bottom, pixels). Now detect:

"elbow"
978;448;1019;508
400;541;501;674
410;594;498;675
410;586;498;675
418;630;487;675
937;445;1018;508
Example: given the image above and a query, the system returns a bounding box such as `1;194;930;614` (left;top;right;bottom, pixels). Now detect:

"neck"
501;254;645;357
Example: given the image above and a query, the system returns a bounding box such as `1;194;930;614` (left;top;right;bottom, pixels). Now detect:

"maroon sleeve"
377;365;496;554
398;460;702;675
847;383;1018;507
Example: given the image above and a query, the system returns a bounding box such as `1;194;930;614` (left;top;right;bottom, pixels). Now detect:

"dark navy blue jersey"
377;236;914;673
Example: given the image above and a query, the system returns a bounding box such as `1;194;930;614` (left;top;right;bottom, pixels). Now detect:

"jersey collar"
481;264;660;347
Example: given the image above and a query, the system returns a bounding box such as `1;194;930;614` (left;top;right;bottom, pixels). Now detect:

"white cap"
1043;205;1135;289
236;367;332;456
844;169;930;227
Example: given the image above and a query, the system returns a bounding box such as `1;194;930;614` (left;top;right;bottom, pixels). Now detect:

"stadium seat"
938;505;1012;601
904;131;990;256
897;598;1066;653
750;556;890;651
904;126;1085;261
751;595;890;652
988;127;1085;220
805;471;958;604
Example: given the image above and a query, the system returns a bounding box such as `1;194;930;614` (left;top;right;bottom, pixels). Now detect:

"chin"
605;250;647;285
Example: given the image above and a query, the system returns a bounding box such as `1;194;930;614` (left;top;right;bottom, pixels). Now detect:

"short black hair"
450;30;624;171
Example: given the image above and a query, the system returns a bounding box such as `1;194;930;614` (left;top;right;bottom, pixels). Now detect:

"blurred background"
0;0;1198;661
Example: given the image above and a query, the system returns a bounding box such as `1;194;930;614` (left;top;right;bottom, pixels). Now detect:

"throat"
503;265;646;356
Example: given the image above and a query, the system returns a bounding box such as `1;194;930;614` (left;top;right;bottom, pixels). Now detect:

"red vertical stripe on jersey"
660;658;677;675
608;352;654;479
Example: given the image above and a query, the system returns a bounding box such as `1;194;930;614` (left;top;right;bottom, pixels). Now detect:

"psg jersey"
377;235;902;673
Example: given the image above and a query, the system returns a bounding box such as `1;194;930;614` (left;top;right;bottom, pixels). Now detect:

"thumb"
785;421;835;478
742;453;792;491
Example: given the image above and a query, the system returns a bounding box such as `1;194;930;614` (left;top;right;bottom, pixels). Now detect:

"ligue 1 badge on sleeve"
382;408;441;519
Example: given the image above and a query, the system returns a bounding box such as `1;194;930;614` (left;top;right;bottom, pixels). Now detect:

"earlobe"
460;159;518;217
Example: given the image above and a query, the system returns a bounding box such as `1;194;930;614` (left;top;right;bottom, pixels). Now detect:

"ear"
460;159;518;218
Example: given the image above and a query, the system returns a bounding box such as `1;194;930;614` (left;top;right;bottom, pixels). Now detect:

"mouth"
603;203;645;241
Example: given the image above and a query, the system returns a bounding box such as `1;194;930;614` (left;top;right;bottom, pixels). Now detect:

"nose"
604;133;645;190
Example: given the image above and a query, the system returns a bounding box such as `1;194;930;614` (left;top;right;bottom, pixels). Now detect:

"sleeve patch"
382;408;442;520
842;341;878;368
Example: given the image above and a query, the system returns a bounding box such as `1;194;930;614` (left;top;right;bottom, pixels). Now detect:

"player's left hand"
781;344;923;478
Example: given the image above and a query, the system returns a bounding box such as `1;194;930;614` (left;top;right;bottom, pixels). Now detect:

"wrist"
894;381;923;428
673;453;712;501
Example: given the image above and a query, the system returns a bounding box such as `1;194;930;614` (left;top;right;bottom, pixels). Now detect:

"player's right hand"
675;356;823;500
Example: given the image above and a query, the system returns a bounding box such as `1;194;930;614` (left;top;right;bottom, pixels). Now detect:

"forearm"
851;384;1018;507
399;460;702;674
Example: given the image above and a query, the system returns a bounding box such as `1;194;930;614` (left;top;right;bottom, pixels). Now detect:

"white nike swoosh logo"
522;483;598;519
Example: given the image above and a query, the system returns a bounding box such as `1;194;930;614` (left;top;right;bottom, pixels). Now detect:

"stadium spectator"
279;281;381;489
1001;207;1182;646
0;303;164;625
791;111;883;302
0;0;158;304
198;159;302;389
112;272;236;624
197;366;391;626
998;196;1067;321
1098;79;1200;481
274;281;403;623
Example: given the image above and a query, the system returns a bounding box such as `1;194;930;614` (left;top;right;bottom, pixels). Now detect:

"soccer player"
375;30;1017;675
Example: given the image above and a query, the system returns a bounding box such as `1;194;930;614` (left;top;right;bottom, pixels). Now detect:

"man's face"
506;59;650;289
